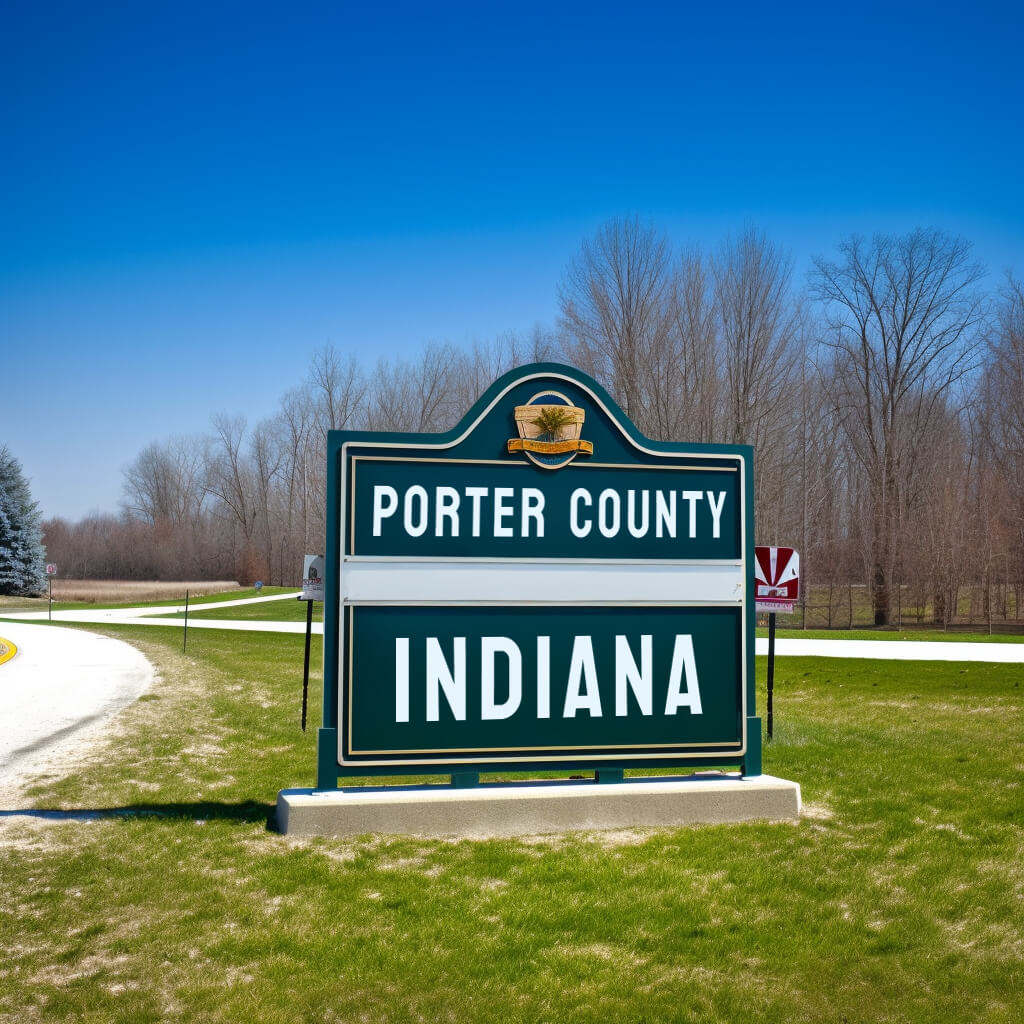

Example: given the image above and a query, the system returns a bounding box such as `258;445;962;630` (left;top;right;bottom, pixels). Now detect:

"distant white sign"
45;564;58;576
302;554;325;602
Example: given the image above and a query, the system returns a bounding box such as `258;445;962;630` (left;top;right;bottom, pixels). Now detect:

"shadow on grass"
0;800;276;828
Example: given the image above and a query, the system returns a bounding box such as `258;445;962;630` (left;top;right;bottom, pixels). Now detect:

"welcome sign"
318;364;758;785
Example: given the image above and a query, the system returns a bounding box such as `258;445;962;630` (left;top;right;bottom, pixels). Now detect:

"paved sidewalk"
755;637;1024;663
0;590;321;635
3;589;302;623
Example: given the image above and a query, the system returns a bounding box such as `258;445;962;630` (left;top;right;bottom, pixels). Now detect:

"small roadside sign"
755;545;799;741
298;554;326;733
45;564;58;622
755;546;799;613
301;554;325;603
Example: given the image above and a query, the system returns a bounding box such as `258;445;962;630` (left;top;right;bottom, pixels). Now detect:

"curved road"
0;621;153;795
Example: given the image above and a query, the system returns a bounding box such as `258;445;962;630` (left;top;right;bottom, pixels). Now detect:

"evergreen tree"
0;446;47;596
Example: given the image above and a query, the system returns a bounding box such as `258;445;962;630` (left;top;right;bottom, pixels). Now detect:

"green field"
0;585;295;614
1;623;1021;1023
166;593;319;623
763;582;1021;631
85;585;298;612
763;627;1024;643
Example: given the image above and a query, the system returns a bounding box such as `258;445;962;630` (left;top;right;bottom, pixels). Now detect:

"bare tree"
812;229;987;624
977;274;1024;604
204;414;259;577
275;387;317;570
249;419;284;582
309;346;366;435
714;228;803;448
559;217;675;428
452;327;559;412
366;343;463;432
122;435;205;526
711;229;807;546
667;248;719;444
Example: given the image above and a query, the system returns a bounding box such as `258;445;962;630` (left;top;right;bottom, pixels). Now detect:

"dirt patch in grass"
589;827;659;848
0;596;44;609
801;802;834;820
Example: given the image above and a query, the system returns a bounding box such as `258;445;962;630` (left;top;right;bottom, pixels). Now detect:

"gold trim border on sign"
507;438;594;455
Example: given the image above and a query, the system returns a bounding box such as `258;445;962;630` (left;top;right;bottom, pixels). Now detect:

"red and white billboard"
754;546;799;613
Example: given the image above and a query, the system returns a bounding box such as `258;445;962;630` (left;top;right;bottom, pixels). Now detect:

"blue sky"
2;1;1021;521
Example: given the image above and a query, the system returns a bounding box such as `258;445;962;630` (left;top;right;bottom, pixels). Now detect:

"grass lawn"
0;585;295;615
166;594;319;623
1;625;1021;1023
761;582;1020;630
83;585;298;612
761;627;1024;644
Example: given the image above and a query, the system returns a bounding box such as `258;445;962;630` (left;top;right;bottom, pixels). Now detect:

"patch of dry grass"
47;580;240;604
0;595;45;609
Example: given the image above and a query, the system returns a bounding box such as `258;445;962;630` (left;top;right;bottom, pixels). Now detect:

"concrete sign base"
276;773;801;839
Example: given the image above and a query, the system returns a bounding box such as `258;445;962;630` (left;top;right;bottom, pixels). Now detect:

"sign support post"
299;555;326;733
45;563;57;621
755;546;800;744
301;598;313;731
767;612;776;739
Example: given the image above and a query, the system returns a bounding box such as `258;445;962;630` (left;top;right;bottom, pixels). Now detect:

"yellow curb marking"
0;636;17;666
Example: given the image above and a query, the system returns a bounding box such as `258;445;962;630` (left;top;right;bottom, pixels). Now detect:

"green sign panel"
319;364;758;785
349;459;741;560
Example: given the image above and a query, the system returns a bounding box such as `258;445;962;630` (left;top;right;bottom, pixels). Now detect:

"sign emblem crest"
506;390;594;469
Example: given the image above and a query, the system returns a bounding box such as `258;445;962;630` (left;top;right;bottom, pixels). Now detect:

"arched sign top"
318;362;758;784
358;362;751;469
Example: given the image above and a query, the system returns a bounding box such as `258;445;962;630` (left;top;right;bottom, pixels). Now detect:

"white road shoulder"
755;637;1024;663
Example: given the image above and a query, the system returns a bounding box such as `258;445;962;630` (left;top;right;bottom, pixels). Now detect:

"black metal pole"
767;612;776;740
48;576;52;622
183;589;189;652
301;599;313;731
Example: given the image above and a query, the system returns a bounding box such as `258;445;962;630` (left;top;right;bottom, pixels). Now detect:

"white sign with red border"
755;546;799;613
301;554;325;602
45;564;58;576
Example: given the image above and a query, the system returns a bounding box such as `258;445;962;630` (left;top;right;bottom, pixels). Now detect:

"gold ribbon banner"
507;439;594;455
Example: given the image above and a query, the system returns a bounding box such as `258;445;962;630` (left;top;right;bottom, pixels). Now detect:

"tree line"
41;221;1024;627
